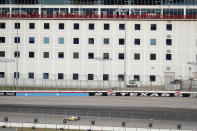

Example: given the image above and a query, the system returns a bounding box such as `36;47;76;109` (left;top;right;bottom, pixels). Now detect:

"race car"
63;116;80;121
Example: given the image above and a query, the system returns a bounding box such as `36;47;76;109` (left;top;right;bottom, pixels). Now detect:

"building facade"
0;0;197;87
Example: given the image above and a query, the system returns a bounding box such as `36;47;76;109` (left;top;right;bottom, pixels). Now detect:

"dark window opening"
15;23;20;29
166;54;172;60
29;23;35;29
14;51;20;58
88;74;94;80
135;24;141;30
104;24;110;30
58;52;64;58
0;37;5;43
89;23;94;30
166;24;172;31
134;39;140;45
29;52;35;58
150;54;156;60
103;74;109;81
58;73;64;80
74;23;79;30
150;75;156;82
44;23;49;29
73;38;79;44
0;23;5;29
28;72;34;79
59;23;64;29
119;38;125;45
119;53;124;60
119;24;125;30
73;73;79;80
88;53;94;59
151;24;157;30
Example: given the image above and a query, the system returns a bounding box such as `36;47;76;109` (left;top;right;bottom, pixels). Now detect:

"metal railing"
1;14;197;19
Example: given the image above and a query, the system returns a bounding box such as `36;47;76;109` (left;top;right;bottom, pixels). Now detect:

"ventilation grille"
166;67;171;71
167;50;171;53
167;35;171;38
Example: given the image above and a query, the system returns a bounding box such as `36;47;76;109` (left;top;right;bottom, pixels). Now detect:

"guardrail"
1;14;197;20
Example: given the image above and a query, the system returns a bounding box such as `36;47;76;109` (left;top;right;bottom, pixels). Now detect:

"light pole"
95;57;112;87
187;61;197;90
0;58;15;85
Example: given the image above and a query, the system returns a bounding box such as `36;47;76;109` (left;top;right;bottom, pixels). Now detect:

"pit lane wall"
0;91;197;97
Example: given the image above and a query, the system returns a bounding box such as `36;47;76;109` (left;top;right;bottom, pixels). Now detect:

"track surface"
0;96;197;121
0;96;197;130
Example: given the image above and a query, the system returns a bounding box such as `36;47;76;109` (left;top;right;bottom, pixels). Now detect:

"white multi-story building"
0;0;197;87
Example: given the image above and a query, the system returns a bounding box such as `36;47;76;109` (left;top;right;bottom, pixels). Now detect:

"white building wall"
0;19;197;85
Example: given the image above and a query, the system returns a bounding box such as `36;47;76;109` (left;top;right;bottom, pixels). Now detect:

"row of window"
0;72;156;82
0;22;173;31
0;51;173;60
0;37;173;46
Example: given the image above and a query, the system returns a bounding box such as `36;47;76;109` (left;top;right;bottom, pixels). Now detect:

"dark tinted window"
14;37;20;43
43;73;49;79
29;52;34;58
135;24;140;30
14;72;20;78
88;53;94;59
151;24;156;30
119;53;124;60
15;23;20;29
59;23;64;29
150;75;156;81
118;74;124;81
43;52;49;58
29;37;35;43
119;24;125;30
73;73;78;80
166;24;172;31
0;37;5;43
74;23;79;30
58;73;64;79
73;38;79;44
0;23;5;29
14;51;20;58
119;39;125;45
134;39;140;45
103;53;109;59
88;74;94;80
29;23;35;29
103;74;109;81
89;23;94;30
88;38;94;44
166;39;172;45
150;54;156;60
134;53;140;60
104;24;110;30
0;72;5;78
73;52;79;59
58;52;64;58
44;23;49;29
166;54;172;60
134;75;140;81
0;51;5;57
28;72;34;79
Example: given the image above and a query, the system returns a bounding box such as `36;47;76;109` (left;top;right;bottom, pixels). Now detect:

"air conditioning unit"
167;50;171;53
166;67;171;71
167;35;171;38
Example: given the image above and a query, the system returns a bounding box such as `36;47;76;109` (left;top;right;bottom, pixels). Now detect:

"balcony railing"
0;14;197;19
